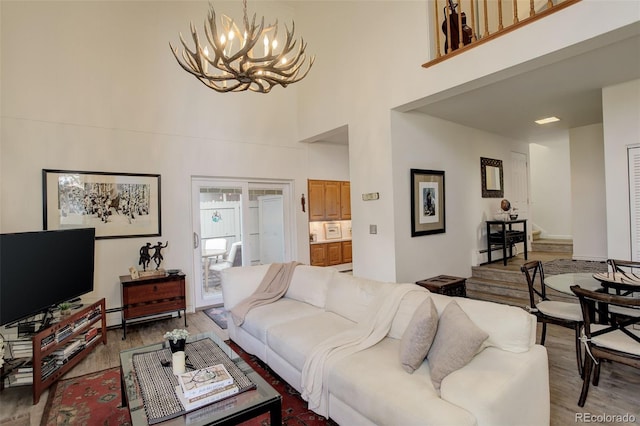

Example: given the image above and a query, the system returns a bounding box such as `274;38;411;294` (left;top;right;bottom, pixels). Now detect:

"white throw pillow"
399;297;438;373
427;300;489;390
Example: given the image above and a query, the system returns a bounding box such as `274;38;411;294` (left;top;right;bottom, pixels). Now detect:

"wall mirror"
481;157;504;198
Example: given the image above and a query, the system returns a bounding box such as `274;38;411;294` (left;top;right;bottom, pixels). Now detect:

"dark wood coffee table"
119;332;282;425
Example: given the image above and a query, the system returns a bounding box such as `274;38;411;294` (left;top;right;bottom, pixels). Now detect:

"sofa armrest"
221;264;270;310
440;345;549;426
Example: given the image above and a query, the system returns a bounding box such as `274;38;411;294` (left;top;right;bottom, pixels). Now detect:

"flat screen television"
0;228;95;327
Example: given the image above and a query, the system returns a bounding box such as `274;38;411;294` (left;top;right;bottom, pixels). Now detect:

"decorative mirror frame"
481;157;504;198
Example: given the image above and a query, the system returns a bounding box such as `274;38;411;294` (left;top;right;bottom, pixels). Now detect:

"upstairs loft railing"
423;0;581;68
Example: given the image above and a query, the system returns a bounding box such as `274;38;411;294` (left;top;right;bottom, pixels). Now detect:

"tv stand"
31;299;107;403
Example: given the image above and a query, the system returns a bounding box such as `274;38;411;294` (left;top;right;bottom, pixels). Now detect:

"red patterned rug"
41;367;131;426
230;341;337;426
41;343;337;426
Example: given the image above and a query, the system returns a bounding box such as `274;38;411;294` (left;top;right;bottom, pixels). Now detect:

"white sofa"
221;264;550;426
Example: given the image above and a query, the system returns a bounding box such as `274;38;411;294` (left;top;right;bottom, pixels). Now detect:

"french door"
191;178;294;308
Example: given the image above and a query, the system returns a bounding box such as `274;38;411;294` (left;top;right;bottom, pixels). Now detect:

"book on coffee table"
177;364;234;399
175;383;239;411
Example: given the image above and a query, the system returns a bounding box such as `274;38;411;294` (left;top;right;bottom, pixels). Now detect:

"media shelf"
27;299;107;404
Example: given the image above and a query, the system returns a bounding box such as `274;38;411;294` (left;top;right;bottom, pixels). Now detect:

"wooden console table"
120;273;186;340
486;219;528;266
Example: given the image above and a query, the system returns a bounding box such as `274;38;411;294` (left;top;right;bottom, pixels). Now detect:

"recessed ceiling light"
535;116;560;125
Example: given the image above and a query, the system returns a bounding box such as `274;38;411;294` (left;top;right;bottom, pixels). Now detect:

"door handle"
193;232;200;249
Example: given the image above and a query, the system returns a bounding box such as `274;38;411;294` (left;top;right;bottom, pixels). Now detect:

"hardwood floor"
1;309;639;425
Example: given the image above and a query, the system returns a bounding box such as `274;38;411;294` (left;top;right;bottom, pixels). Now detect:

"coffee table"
120;332;282;425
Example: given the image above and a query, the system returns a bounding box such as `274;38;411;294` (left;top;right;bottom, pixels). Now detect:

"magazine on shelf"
174;383;239;412
177;364;234;399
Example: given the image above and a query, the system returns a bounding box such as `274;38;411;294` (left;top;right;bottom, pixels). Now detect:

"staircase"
466;238;575;307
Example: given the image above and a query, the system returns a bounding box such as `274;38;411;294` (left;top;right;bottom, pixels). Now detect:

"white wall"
603;79;640;260
306;142;350;181
0;1;311;325
391;111;529;283
570;124;607;260
529;133;573;239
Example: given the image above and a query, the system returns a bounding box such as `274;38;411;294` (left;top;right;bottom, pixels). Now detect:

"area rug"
40;367;131;426
203;306;228;330
542;258;607;276
230;341;338;426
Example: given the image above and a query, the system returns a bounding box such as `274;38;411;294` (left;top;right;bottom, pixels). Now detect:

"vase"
169;338;186;353
172;351;186;375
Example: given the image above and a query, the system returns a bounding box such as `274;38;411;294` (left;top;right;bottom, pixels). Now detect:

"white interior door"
511;151;530;249
259;195;285;264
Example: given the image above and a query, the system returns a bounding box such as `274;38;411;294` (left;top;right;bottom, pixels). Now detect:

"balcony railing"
423;0;581;68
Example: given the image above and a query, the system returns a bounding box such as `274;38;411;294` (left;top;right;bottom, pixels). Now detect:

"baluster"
483;0;489;38
445;2;453;53
457;3;463;49
529;0;535;17
513;0;519;24
469;0;477;42
498;0;504;31
547;0;553;8
435;0;442;57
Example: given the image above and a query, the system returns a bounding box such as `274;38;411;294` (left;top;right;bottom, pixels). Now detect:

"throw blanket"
230;261;300;326
301;283;423;417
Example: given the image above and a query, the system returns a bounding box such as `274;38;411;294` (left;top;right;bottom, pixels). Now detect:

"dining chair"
570;285;640;407
604;259;640;320
520;260;584;376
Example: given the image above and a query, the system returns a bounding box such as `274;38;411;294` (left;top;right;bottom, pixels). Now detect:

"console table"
486;219;528;266
120;273;186;340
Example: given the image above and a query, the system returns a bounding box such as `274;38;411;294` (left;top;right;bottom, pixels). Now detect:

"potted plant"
164;328;189;353
58;302;72;316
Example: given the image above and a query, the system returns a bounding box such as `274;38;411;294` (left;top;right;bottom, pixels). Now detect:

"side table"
416;275;466;297
486;219;528;266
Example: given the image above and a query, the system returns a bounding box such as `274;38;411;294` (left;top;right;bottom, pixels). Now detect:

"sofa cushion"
221;264;271;310
241;298;323;344
285;265;334;308
427;300;489;390
399;297;438;373
429;293;535;353
389;287;431;339
267;312;356;371
328;338;476;426
325;273;396;323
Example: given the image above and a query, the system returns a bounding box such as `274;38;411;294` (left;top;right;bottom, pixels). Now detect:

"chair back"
570;285;640;346
205;238;227;251
520;260;547;310
606;259;640;296
228;241;242;267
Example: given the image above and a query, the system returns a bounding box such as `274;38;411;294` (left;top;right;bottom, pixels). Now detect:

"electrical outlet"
369;224;377;234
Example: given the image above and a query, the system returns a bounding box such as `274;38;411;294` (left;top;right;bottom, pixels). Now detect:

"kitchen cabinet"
310;241;352;266
341;240;352;263
308;179;351;221
340;182;351;219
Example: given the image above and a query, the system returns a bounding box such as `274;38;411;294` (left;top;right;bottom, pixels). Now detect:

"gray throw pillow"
427;300;489;390
399;297;438;373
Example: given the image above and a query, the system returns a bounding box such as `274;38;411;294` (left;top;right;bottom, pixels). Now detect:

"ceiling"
411;25;640;141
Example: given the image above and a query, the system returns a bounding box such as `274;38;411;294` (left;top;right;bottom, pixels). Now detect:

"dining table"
544;272;603;295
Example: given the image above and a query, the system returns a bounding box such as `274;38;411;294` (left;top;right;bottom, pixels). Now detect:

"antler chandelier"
170;1;314;93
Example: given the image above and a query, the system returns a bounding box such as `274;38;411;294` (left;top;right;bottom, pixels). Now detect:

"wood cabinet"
30;299;107;404
310;241;352;266
310;244;327;266
326;242;343;265
341;240;352;263
120;273;186;339
308;179;351;221
340;182;351;219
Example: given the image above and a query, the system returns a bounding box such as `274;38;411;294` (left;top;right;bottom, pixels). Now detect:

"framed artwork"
411;169;445;237
324;222;342;240
43;169;161;239
481;157;504;198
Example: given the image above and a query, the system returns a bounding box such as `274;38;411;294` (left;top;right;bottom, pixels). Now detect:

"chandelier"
170;1;315;93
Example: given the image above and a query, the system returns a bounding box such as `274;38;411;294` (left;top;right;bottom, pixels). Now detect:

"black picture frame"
43;169;161;239
411;169;445;237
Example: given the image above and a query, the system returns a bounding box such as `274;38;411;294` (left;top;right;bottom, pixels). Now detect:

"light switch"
369;224;377;234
